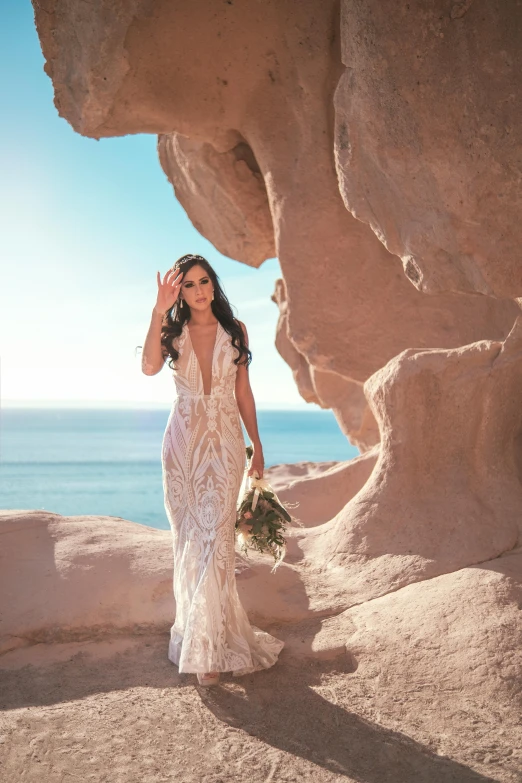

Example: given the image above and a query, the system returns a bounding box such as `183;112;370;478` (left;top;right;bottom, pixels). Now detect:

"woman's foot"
197;671;220;687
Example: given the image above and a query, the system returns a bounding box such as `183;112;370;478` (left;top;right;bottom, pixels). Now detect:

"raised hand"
155;268;184;314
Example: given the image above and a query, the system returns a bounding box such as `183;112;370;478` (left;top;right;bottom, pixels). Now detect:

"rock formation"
157;134;274;268
32;0;521;446
12;2;522;778
296;316;522;611
271;276;381;450
0;511;174;655
235;318;522;622
335;0;522;299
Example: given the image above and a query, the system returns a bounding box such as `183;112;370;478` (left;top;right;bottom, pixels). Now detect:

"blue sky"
0;2;312;410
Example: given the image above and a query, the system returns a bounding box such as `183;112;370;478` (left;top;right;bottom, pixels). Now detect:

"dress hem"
167;628;285;677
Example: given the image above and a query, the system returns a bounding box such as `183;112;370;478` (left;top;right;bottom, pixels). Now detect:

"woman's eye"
202;279;209;284
185;282;193;288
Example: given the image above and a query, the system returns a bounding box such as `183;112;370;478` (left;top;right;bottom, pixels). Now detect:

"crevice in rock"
323;543;522;622
230;139;262;176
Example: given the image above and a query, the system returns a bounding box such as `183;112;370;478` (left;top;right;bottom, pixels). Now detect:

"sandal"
197;671;220;687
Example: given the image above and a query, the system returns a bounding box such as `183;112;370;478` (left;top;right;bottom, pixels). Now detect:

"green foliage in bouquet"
235;445;300;572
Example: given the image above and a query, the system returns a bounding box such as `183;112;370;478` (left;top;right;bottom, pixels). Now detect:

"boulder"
0;511;173;655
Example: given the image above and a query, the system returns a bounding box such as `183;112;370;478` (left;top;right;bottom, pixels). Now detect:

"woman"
141;253;284;686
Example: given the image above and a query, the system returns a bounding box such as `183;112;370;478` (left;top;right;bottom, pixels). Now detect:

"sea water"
0;408;359;530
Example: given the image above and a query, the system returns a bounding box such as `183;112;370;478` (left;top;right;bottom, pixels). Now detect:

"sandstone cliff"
5;2;520;779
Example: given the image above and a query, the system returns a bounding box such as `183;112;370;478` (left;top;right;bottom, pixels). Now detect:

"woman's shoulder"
233;317;248;337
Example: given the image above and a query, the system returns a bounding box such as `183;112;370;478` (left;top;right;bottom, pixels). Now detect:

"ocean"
0;408;359;530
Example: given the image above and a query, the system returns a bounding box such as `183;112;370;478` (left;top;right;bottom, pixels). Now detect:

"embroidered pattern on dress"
162;319;285;674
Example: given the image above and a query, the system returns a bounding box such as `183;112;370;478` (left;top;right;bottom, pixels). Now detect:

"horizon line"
0;399;325;412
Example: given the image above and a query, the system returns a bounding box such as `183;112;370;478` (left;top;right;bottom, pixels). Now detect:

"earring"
179;298;184;307
211;291;215;300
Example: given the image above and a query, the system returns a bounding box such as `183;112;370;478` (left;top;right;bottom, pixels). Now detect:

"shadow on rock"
200;659;498;783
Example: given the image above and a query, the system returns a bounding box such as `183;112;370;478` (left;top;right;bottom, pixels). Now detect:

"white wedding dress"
161;319;284;675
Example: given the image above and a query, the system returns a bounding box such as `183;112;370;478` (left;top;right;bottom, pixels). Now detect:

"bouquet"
235;445;300;572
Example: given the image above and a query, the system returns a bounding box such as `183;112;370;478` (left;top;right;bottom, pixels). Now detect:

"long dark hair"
159;254;252;371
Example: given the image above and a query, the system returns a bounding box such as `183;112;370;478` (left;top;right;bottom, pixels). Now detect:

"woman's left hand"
248;444;264;479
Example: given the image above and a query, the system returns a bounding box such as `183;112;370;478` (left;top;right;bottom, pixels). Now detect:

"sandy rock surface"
285;319;522;615
267;448;379;527
2;435;521;782
0;511;174;656
1;546;521;783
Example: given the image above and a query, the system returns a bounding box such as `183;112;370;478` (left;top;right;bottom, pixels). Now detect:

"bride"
141;253;284;686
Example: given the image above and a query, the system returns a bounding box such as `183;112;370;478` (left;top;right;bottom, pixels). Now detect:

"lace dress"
161;319;284;675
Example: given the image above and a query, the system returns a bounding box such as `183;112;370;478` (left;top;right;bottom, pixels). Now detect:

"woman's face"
180;264;214;311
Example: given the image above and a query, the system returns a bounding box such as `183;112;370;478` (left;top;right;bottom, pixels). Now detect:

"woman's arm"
234;320;264;478
141;307;168;376
141;269;183;376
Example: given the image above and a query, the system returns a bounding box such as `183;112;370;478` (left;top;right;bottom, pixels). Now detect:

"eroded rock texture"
32;0;520;447
291;316;522;615
0;511;174;655
2;510;521;781
335;0;522;298
27;4;522;769
271;276;380;451
157;134;274;267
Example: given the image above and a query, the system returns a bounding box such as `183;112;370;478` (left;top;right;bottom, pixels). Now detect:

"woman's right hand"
155;268;184;314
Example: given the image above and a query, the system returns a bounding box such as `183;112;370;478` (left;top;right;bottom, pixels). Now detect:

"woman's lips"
196;297;206;303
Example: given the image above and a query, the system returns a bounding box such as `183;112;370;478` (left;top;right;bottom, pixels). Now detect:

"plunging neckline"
185;320;221;396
